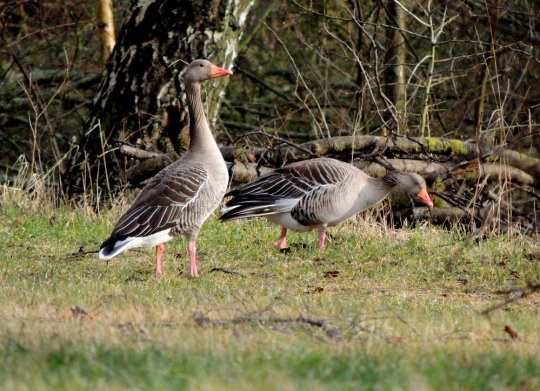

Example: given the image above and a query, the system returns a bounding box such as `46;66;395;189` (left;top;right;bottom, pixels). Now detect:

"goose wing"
106;163;208;241
221;158;355;220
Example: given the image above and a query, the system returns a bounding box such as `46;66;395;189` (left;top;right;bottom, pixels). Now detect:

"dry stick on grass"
209;267;245;277
481;283;540;315
68;246;99;257
192;311;341;340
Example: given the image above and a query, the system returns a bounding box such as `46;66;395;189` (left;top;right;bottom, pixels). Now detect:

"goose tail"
220;197;296;221
98;235;130;260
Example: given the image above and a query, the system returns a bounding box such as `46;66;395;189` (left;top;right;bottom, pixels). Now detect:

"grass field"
1;196;539;390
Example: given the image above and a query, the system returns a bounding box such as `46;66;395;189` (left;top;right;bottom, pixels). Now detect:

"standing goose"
99;59;232;277
220;157;433;250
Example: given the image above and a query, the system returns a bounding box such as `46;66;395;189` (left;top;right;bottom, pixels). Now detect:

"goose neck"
186;81;217;154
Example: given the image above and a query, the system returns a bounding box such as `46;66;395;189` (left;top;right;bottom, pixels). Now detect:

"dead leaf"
504;325;518;339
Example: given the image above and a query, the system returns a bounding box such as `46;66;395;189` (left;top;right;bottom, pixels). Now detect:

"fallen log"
494;148;540;187
450;161;534;186
220;135;479;165
227;159;453;185
125;152;177;184
118;142;536;189
119;144;162;160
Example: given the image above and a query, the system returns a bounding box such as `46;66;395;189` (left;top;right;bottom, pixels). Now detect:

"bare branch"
192;311;342;340
481;283;540;315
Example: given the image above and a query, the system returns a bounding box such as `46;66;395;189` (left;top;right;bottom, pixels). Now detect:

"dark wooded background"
1;0;538;230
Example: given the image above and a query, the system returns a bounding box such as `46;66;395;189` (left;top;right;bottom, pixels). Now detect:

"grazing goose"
220;157;433;250
99;59;232;277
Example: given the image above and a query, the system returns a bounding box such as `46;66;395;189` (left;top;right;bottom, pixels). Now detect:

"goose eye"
199;63;204;67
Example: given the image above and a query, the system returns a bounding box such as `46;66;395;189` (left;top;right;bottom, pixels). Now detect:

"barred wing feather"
221;158;354;221
99;164;208;255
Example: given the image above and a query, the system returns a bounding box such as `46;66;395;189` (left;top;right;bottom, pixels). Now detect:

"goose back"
221;158;389;229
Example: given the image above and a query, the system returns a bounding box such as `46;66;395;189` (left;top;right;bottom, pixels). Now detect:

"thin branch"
192;311;341;340
119;144;163;160
209;267;245;277
291;0;352;21
394;0;431;28
263;21;331;138
232;129;318;159
235;66;296;105
481;283;540;315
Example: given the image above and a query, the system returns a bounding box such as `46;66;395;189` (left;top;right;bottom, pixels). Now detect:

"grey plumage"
221;157;433;249
100;163;213;254
99;59;232;277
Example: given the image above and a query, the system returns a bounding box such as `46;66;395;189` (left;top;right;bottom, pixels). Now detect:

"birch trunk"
95;0;116;66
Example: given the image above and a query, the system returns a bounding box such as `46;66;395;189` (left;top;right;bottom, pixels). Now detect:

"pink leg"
155;243;164;277
188;240;198;278
275;227;288;250
317;228;326;250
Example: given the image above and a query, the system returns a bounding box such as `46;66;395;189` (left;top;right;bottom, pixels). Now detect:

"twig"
372;155;395;171
209;267;245;277
431;191;484;225
291;0;352;21
235;67;296;105
481;283;540;315
232;129;318;159
119;143;163;160
192;311;341;340
263;21;331;138
66;246;99;258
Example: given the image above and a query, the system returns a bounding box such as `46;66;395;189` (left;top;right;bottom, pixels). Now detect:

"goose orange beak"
210;64;233;78
417;188;433;208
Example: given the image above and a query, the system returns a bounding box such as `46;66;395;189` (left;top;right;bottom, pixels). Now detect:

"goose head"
384;172;433;208
185;59;233;83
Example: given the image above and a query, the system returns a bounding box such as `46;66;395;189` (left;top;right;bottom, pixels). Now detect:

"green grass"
1;199;539;390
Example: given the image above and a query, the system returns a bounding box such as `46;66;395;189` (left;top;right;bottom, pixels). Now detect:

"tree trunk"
384;0;408;134
95;0;116;67
65;0;257;194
